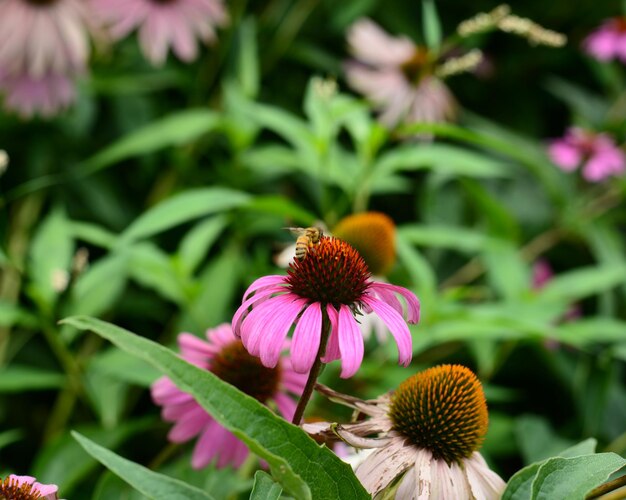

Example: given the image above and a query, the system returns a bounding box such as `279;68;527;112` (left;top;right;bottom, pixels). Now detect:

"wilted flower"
0;70;76;118
304;365;505;499
0;0;92;77
92;0;229;66
583;17;626;63
234;236;419;379
345;19;457;129
151;323;307;469
548;127;625;182
0;474;60;500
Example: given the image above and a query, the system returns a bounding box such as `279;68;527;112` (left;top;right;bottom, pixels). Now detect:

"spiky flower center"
211;341;281;403
332;212;396;276
389;364;488;465
0;477;42;500
286;236;371;306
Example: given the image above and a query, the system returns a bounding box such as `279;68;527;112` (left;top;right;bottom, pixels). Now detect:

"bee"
285;227;323;261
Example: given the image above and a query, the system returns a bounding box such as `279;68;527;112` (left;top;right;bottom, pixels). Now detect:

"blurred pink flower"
548;127;625;182
583;17;626;63
345;19;456;128
0;0;92;77
0;70;76;118
233;237;419;379
92;0;229;66
0;474;59;500
151;323;307;469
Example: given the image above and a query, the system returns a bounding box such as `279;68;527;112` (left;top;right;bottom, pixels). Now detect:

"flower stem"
292;307;331;425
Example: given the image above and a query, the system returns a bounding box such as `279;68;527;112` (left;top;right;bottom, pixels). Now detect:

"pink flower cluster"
0;0;227;118
548;127;625;182
584;17;626;63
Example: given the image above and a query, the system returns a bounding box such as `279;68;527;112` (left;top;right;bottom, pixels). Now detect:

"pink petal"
232;285;284;335
337;305;365;378
191;419;227;469
167;405;211;442
242;274;286;301
548;140;581;171
321;304;341;362
362;296;413;366
259;298;307;368
241;294;298;356
368;282;420;323
151;377;193;405
290;302;322;373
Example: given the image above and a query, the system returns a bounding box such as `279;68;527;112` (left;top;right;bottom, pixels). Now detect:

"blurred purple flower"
92;0;229;66
583;17;626;63
548;127;625;182
0;0;92;77
345;19;456;129
233;237;419;379
151;324;306;469
0;474;59;500
0;70;76;118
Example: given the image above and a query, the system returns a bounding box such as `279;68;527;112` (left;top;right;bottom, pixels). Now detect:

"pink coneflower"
92;0;229;66
304;365;505;499
0;474;60;500
0;70;76;118
345;19;457;129
583;17;626;63
548;127;626;182
0;0;92;77
151;323;307;469
233;236;419;379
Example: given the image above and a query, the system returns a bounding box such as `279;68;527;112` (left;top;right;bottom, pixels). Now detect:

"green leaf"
544;78;608;127
242;196;317;226
73;432;214;500
28;207;73;310
529;453;626;499
70;221;117;249
422;0;442;50
398;224;491;253
374;143;508;180
90;347;160;387
538;265;626;302
118;188;250;246
0;301;38;328
0;429;22;450
84;371;128;428
0;366;65;392
483;240;529;300
250;471;283;500
552;319;626;345
236;18;259;98
80;110;221;174
127;243;186;304
62;316;369;500
515;415;574;464
33;420;150;493
502;462;542;500
559;439;597;458
177;215;228;277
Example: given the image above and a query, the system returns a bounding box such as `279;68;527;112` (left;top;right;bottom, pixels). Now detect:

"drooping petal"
369;281;420;323
355;438;419;496
191;419;227;469
259;298;307;368
337;305;365;378
239;293;295;353
232;284;284;335
464;452;506;500
242;274;286;301
362;296;413;366
167;405;212;442
290;301;322;373
321;304;340;362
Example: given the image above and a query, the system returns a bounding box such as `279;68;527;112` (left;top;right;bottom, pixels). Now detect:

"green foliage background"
1;0;625;498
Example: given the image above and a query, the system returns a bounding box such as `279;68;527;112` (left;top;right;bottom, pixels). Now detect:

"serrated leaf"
80;109;221;173
61;316;369;500
73;432;214;500
118;188;250;246
250;471;283;500
0;366;65;392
